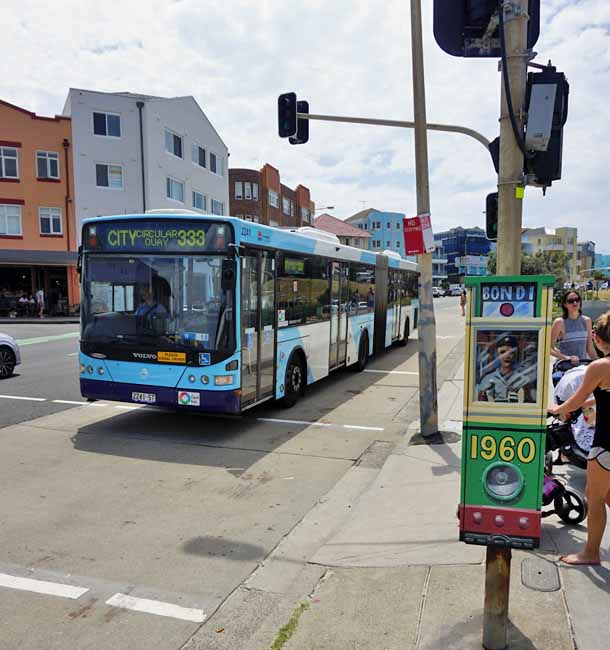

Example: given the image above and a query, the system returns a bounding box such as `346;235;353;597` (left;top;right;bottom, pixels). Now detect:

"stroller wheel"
554;489;588;525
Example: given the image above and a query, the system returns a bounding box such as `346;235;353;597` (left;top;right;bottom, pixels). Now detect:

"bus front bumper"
80;379;242;414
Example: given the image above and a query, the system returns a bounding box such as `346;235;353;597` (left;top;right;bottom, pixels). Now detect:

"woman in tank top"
549;311;610;565
550;290;595;370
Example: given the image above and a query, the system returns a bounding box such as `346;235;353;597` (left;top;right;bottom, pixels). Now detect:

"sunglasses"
566;298;581;305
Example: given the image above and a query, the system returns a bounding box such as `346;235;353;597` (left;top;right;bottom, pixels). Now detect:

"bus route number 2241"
469;434;537;464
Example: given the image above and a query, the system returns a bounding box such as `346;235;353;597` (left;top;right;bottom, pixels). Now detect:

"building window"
251;183;259;200
192;191;206;211
0;204;22;235
396;223;401;230
39;207;62;235
165;129;183;158
210;152;223;175
36;151;60;179
191;144;206;168
93;111;121;137
282;196;291;215
387;241;391;247
166;177;184;202
0;147;19;179
235;182;243;199
300;206;309;223
96;163;123;189
211;199;223;215
268;190;279;208
363;223;368;230
387;222;391;228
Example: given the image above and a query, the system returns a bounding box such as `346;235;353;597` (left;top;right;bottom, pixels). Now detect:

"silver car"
0;333;21;378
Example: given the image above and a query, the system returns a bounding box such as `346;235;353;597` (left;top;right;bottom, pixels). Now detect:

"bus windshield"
82;254;234;353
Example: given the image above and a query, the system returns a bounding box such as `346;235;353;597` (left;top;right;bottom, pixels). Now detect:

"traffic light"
278;92;297;138
290;100;309;145
433;1;540;58
486;192;498;240
524;66;569;191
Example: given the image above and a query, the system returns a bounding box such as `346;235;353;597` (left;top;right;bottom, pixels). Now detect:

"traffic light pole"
410;0;438;437
484;3;529;650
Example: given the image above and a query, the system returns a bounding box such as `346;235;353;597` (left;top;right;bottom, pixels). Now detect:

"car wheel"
281;353;305;408
353;332;369;372
0;346;16;379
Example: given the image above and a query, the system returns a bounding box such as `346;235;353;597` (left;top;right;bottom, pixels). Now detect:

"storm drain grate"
521;557;561;592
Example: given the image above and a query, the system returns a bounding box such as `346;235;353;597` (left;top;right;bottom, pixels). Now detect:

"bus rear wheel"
353;333;369;372
282;353;305;408
398;318;410;347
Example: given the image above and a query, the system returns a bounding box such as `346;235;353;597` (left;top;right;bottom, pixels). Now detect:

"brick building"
229;163;314;227
0;99;78;314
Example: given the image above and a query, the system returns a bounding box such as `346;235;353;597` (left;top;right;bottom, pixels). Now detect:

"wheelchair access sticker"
199;353;211;365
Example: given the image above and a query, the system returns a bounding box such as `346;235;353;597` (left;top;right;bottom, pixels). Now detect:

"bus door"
240;250;276;407
329;261;349;369
390;270;401;341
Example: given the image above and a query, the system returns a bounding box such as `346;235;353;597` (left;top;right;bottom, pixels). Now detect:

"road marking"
258;417;384;432
363;369;418;376
115;405;143;410
106;593;205;623
0;394;46;402
67;352;79;357
437;336;457;340
16;332;80;346
0;573;88;600
52;399;89;406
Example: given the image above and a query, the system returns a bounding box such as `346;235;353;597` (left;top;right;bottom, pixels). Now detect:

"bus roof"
82;212;418;273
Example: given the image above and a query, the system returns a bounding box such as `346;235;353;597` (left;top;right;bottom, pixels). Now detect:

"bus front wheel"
281;353;306;408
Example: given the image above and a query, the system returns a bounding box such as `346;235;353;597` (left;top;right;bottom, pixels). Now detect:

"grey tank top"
560;316;588;359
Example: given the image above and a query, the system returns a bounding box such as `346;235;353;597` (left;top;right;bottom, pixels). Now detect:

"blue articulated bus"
79;211;418;413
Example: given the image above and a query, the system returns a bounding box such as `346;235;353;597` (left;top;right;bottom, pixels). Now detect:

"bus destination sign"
83;220;231;253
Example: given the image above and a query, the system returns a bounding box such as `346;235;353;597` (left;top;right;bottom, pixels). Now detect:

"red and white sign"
402;213;435;255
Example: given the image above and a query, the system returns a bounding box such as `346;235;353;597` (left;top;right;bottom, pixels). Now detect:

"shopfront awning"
0;249;78;266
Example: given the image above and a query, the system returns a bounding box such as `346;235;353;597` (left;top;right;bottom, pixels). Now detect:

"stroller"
542;364;593;525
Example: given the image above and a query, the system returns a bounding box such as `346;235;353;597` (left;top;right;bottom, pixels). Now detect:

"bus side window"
308;257;329;323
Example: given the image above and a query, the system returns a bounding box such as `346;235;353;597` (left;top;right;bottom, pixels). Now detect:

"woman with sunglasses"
550;290;596;384
549;312;610;565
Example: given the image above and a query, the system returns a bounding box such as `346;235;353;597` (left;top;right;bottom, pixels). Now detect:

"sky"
3;0;610;251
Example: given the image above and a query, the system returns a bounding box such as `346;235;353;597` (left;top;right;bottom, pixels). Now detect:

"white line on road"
52;400;89;406
0;573;88;600
105;593;205;623
67;352;79;357
257;417;384;432
0;394;47;402
363;369;418;376
115;405;143;410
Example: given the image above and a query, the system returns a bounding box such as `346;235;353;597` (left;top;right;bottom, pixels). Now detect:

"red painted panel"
460;504;541;538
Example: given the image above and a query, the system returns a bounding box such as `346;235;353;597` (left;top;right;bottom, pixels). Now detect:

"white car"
0;333;21;379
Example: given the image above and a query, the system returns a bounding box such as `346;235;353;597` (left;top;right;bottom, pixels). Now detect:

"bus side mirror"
221;259;236;291
77;245;83;276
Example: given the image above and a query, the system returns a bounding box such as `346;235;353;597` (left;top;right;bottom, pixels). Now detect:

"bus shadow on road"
70;342;419;472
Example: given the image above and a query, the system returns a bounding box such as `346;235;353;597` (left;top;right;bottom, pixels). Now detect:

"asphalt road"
0;323;81;429
0;299;464;650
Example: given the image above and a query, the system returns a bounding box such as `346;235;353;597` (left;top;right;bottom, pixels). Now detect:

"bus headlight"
482;463;524;502
214;375;234;386
97;367;105;376
188;374;196;383
86;365;94;374
80;364;86;374
201;376;209;385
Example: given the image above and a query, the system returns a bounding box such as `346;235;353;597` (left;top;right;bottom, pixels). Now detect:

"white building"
63;89;229;237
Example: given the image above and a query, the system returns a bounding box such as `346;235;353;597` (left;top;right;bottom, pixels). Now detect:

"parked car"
0;333;21;378
432;287;442;298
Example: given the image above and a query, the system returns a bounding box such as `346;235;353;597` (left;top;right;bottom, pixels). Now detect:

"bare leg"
561;460;610;565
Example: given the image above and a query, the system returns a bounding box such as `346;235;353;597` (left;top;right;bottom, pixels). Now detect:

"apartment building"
0;99;78;312
63;89;229;237
313;213;371;249
520;227;598;282
229;164;314;227
434;226;491;283
345;209;407;255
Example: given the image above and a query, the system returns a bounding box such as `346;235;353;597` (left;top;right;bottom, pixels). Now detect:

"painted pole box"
459;275;555;550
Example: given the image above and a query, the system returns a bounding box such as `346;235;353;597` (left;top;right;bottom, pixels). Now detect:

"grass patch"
270;601;310;650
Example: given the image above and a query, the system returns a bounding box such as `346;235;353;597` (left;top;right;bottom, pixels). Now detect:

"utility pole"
410;0;438;437
484;3;529;650
496;0;529;276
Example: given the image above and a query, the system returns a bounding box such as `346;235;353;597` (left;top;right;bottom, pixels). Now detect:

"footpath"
184;336;610;650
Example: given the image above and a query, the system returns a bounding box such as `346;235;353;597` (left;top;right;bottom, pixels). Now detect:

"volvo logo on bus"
132;352;157;361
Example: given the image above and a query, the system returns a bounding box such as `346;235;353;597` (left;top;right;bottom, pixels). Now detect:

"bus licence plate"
132;392;156;404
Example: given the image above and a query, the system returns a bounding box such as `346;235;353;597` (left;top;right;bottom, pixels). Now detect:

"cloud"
2;0;609;250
